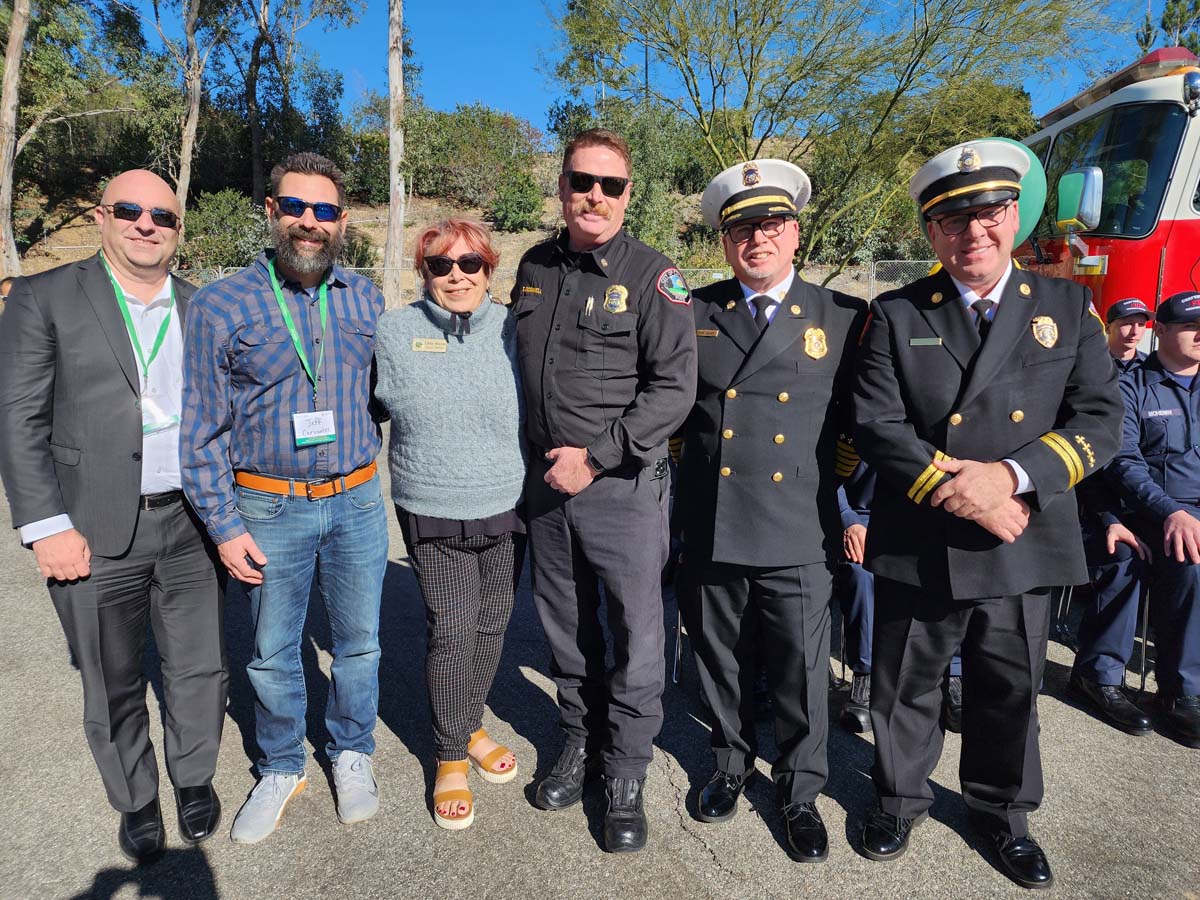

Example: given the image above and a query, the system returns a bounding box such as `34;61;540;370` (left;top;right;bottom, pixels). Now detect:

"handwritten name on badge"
412;338;448;353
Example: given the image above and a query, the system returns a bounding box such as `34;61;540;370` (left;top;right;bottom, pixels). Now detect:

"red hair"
413;218;500;276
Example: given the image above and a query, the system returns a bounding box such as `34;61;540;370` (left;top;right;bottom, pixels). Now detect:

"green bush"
490;169;544;232
338;227;378;269
178;190;269;269
624;177;681;258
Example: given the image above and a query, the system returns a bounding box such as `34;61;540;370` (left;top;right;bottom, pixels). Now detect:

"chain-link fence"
869;260;937;300
176;260;930;303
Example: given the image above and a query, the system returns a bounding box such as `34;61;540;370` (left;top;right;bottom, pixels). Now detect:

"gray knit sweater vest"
374;294;525;520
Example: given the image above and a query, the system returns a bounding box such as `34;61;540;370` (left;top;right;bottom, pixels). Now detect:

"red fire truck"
1020;47;1200;319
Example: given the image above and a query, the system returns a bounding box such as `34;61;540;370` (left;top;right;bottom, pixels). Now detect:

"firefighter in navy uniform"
673;159;867;862
853;139;1123;889
1070;297;1154;736
1107;291;1200;750
510;129;697;853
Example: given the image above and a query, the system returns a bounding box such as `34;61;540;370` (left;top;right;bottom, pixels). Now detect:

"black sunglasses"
425;253;486;277
273;195;343;222
103;202;179;229
564;170;630;198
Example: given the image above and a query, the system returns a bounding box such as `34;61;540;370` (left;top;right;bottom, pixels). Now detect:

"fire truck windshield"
1033;102;1187;240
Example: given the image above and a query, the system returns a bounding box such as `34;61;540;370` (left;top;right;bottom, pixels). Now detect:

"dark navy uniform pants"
835;561;962;677
1132;510;1200;698
870;577;1048;837
1075;522;1146;686
525;455;670;780
679;559;832;803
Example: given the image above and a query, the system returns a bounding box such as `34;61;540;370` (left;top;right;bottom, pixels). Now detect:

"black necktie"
750;295;774;332
972;298;994;340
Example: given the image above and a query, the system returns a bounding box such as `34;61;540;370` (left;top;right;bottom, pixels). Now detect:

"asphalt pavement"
1;460;1198;900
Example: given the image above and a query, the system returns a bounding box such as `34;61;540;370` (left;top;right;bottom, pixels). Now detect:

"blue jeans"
236;473;388;775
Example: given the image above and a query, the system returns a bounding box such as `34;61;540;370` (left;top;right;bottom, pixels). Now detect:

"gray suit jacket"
0;253;196;557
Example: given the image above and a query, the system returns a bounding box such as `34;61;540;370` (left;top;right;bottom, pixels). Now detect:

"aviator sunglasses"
564;170;630;198
102;202;180;229
273;195;344;222
424;253;486;277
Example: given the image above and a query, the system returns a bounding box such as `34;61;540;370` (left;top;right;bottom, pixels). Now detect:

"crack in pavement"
657;752;742;887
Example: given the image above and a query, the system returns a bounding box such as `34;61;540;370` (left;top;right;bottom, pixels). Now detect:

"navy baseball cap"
1106;297;1152;324
1156;291;1200;324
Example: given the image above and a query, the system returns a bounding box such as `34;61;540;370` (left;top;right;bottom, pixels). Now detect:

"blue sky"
140;0;1150;133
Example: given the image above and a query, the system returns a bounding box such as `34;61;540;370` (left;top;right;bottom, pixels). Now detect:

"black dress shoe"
782;801;828;862
603;777;647;853
534;746;593;810
841;672;872;734
941;674;963;733
980;827;1055;889
118;798;166;865
698;770;749;823
1069;674;1153;736
1157;694;1200;748
861;806;927;861
175;784;221;844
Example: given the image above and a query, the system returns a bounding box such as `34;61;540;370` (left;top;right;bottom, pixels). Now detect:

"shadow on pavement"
67;846;218;900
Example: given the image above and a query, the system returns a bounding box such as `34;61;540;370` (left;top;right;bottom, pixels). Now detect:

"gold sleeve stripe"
908;450;952;504
668;436;683;463
1040;432;1084;487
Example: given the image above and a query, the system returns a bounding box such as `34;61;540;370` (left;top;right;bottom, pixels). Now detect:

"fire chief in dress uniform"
674;160;866;861
853;139;1123;889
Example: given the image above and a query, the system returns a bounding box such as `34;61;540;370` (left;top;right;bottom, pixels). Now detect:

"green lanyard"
100;251;175;384
268;260;328;404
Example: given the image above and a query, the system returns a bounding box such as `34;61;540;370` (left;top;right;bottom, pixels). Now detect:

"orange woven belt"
235;461;377;500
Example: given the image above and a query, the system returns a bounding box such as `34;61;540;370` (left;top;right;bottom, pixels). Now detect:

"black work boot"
603;777;647;853
534;746;593;810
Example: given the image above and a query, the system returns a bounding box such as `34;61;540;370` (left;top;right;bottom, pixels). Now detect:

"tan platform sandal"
432;760;474;831
467;729;519;784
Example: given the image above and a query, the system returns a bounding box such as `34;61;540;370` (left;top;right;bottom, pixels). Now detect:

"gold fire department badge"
1032;315;1058;348
804;327;828;359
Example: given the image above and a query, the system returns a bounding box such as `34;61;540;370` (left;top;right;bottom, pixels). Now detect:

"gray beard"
271;218;344;276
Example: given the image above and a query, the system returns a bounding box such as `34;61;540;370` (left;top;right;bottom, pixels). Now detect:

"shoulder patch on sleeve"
656;267;691;305
1087;302;1104;329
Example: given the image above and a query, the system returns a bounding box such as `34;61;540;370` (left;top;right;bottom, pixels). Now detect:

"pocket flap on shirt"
238;325;289;346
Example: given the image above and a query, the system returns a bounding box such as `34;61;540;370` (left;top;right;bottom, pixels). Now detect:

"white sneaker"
333;750;379;824
230;772;307;844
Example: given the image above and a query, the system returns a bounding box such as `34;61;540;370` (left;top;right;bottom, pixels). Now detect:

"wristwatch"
585;449;605;476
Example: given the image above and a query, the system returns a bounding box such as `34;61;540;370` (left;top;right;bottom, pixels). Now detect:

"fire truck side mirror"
1185;70;1200;114
1055;167;1103;234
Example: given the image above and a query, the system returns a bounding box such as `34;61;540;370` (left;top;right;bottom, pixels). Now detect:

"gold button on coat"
726;388;737;399
949;413;963;426
720;466;732;477
722;428;734;439
773;434;785;444
777;392;789;402
1010;410;1025;423
772;472;783;482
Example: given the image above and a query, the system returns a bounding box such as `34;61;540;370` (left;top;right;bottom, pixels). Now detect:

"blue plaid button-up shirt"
181;251;384;543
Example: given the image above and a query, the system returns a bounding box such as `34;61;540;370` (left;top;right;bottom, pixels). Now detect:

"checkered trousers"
408;532;517;759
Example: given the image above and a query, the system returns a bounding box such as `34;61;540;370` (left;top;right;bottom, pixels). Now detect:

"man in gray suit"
0;170;227;864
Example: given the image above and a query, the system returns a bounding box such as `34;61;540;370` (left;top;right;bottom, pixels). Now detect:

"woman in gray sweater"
373;218;525;831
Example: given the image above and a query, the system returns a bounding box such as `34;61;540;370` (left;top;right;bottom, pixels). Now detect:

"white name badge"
140;388;180;436
293;410;337;447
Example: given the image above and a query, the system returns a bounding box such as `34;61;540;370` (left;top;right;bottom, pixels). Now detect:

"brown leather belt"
235;461;377;501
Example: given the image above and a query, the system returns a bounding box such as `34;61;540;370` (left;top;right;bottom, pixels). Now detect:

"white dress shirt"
20;276;183;546
948;263;1032;495
738;267;796;323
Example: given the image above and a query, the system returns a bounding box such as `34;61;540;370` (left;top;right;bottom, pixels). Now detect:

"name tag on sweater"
411;338;448;353
1144;408;1183;418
